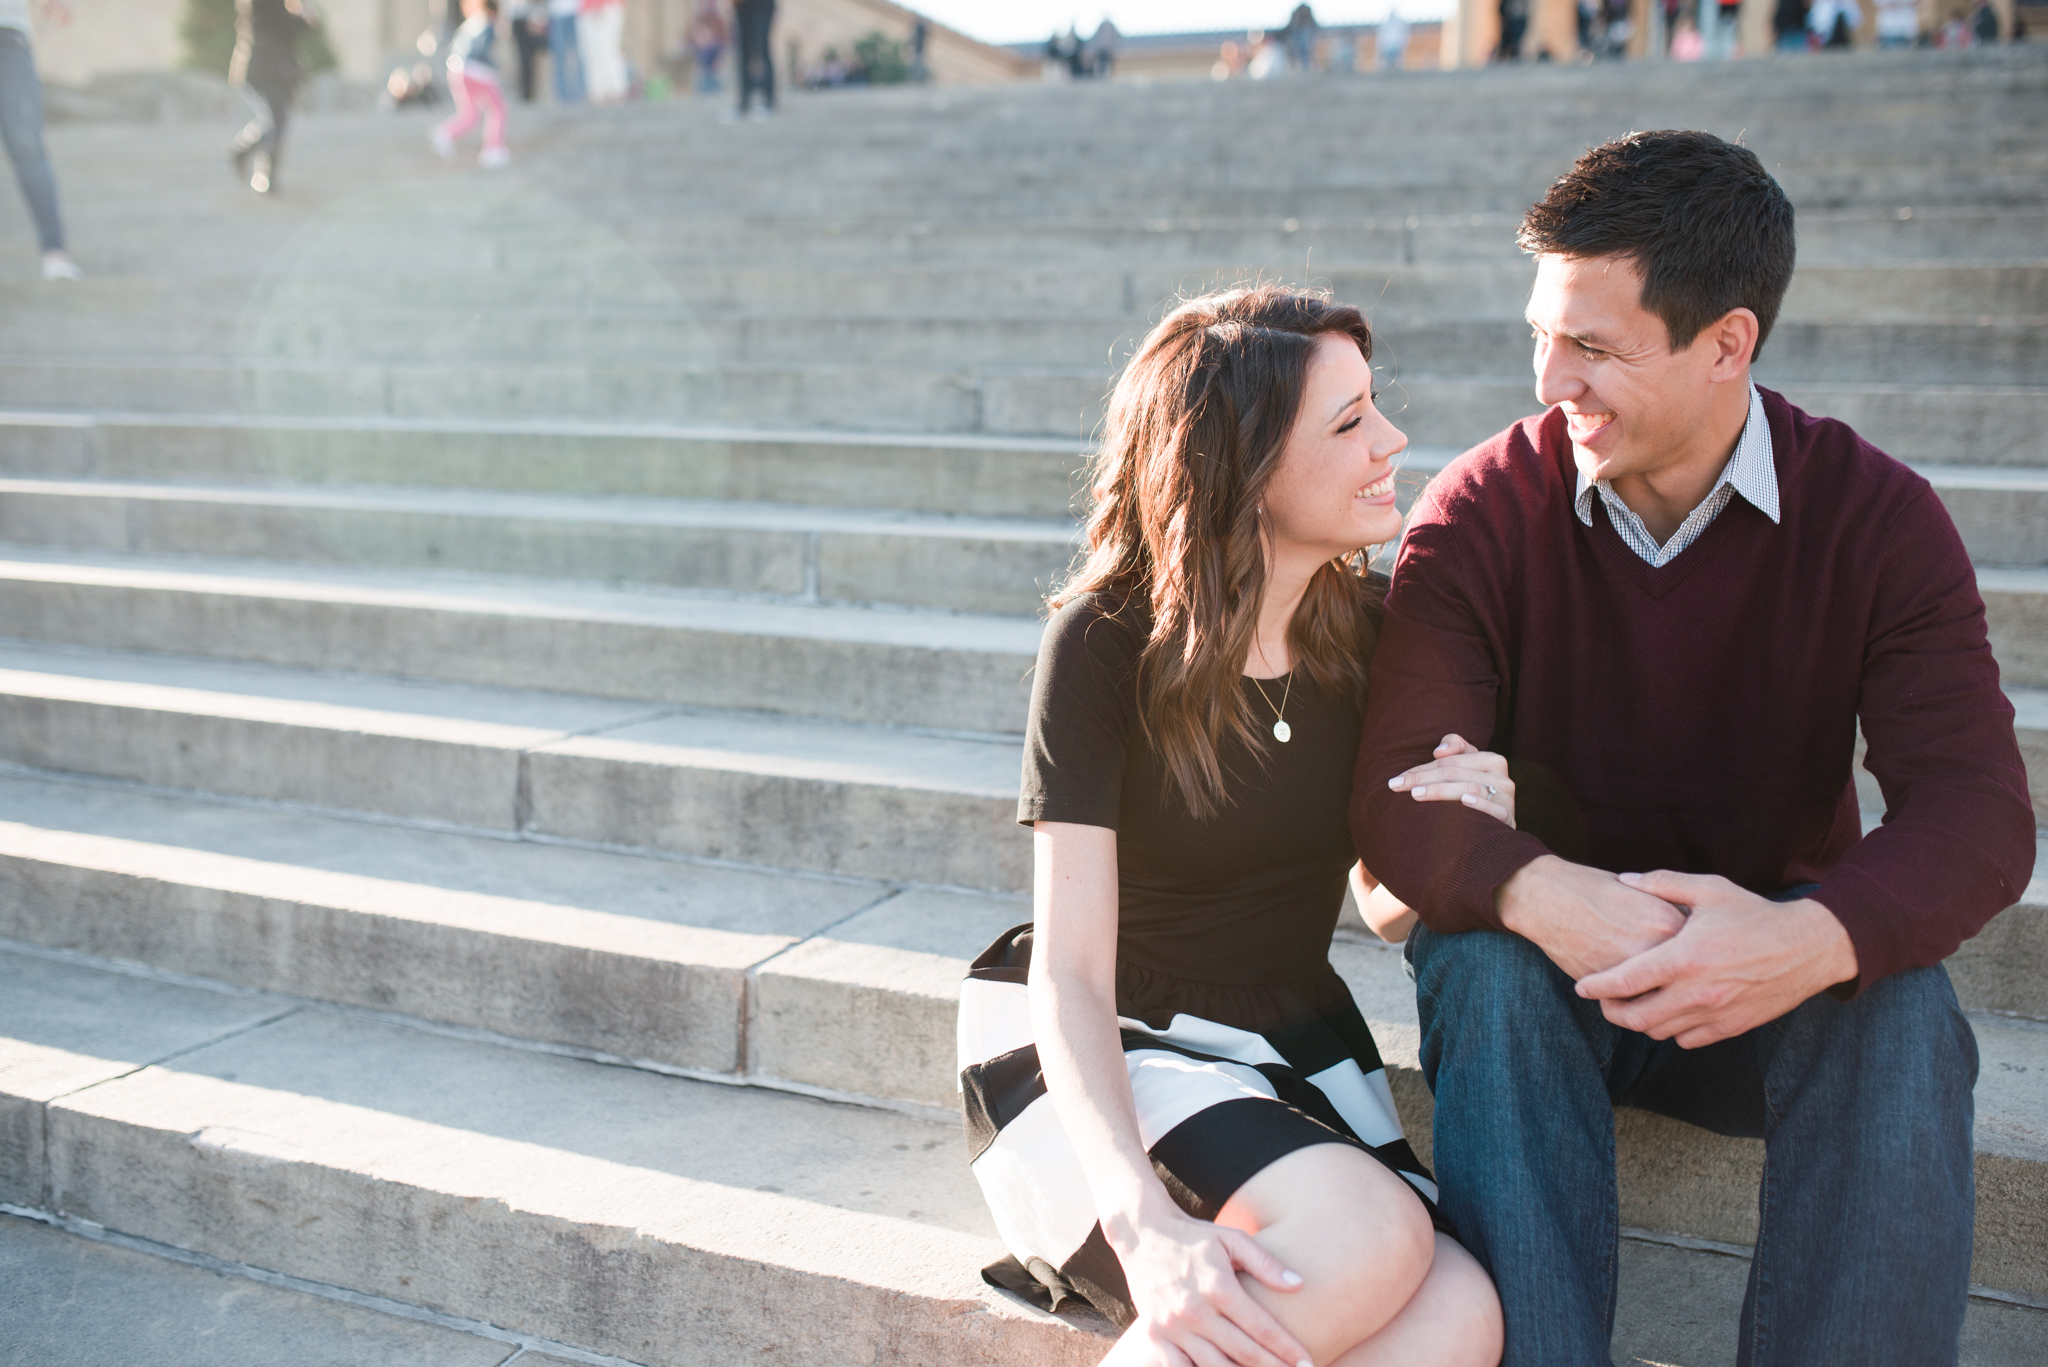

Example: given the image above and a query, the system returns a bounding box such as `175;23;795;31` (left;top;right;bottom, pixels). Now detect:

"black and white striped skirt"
957;924;1442;1327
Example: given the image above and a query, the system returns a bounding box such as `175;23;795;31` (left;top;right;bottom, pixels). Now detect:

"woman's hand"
1108;1203;1311;1367
1386;733;1515;828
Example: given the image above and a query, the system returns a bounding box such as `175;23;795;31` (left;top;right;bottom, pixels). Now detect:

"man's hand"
1574;871;1859;1048
1497;854;1687;980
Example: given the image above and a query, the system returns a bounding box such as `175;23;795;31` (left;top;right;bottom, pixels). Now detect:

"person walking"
578;0;626;103
688;0;727;94
0;0;77;278
1497;0;1530;58
508;0;547;100
732;0;774;119
1283;2;1319;70
545;0;583;101
228;0;316;196
430;0;510;167
1379;9;1411;67
1353;129;2029;1367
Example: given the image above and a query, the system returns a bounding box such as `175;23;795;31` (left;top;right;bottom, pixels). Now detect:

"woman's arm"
1355;734;1519;943
1031;822;1312;1367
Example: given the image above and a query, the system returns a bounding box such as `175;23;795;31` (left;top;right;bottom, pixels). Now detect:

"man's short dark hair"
1518;130;1796;362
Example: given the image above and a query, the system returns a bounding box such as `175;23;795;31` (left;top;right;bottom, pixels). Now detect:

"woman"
959;287;1506;1367
229;0;317;196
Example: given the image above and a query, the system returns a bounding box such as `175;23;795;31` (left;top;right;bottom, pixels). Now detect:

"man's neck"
1606;380;1752;545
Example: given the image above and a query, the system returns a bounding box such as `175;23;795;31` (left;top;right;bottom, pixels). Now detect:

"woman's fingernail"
1388;776;1405;789
1281;1269;1303;1287
1620;871;1642;883
1462;793;1477;805
1410;785;1426;797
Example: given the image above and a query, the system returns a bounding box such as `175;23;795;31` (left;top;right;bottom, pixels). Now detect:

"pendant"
1273;720;1292;743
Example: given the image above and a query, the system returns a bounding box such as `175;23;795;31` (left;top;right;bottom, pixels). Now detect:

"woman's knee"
1225;1145;1437;1338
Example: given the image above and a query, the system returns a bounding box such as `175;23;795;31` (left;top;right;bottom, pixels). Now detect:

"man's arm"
1352;482;1684;971
1579;484;2035;1044
1811;487;2033;992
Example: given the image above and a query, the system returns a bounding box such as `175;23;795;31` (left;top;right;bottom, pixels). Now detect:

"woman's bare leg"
1332;1233;1502;1367
1210;1143;1437;1364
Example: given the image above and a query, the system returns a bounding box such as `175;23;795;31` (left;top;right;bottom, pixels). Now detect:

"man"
1351;130;2032;1366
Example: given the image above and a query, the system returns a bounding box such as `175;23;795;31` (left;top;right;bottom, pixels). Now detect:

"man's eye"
1577;344;1605;360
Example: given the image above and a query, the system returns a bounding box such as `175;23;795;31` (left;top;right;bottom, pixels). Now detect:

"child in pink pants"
431;0;510;168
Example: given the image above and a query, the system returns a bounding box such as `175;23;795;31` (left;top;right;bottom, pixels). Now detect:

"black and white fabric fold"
958;924;1443;1327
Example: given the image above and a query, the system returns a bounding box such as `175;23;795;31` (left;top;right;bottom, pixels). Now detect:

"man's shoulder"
1411;409;1571;531
1764;387;1936;524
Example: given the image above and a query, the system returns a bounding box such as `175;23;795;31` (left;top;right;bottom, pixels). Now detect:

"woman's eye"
1337;416;1362;434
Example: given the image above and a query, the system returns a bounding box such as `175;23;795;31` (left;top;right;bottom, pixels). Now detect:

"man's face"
1526;253;1723;487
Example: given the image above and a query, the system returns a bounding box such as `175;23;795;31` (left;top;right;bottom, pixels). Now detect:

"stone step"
9;312;2043;389
0;947;1107;1367
0;413;1090;518
28;1209;2037;1367
0;643;1027;889
0;478;1077;616
0;1210;545;1367
0;551;1042;732
5;891;2045;1320
0;357;1109;439
0;767;1020;1087
11;258;2047;325
3;355;2042;466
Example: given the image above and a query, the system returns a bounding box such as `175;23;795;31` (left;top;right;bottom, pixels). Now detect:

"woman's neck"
1246;550;1318;678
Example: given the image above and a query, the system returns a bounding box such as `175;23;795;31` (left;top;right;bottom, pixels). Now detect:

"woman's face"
1259;333;1408;563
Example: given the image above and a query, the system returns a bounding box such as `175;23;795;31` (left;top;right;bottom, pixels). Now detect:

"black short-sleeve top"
1018;588;1381;986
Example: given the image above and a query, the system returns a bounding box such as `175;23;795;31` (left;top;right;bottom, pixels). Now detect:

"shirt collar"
1574;382;1780;528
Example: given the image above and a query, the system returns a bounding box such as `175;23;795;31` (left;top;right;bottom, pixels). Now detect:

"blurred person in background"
1704;0;1743;55
430;0;510;167
1874;0;1920;42
732;0;774;119
689;0;727;94
229;0;317;197
0;0;76;277
508;0;548;100
546;0;583;101
1774;0;1812;48
1283;3;1319;70
1380;9;1410;68
1670;10;1705;56
1970;0;2002;41
1498;0;1530;58
1809;0;1861;46
579;0;627;102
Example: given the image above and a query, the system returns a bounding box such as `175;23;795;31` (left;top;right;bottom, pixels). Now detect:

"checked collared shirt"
1573;383;1780;566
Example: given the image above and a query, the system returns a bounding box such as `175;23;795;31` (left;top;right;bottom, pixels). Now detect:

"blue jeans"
548;13;585;103
1407;904;1977;1366
0;27;63;252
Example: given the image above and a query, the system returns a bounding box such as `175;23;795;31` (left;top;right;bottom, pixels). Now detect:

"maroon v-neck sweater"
1350;388;2034;994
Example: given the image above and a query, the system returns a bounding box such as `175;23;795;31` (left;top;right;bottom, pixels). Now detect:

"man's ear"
1709;307;1760;381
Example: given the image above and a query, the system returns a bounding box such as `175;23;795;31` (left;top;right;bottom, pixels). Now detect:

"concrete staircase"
2;47;2046;1365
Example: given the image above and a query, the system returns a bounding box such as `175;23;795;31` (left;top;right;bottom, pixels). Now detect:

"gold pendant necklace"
1249;670;1293;743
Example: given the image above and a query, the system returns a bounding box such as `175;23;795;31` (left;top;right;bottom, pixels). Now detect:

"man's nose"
1532;334;1582;408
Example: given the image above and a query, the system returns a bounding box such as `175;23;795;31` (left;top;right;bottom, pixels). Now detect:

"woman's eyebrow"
1328;392;1365;422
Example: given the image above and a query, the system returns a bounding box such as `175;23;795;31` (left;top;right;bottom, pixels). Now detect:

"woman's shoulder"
1043;590;1150;664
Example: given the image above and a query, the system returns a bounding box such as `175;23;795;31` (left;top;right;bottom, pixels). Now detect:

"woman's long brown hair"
1054;285;1388;820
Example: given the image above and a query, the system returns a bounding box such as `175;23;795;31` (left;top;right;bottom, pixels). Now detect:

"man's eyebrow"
1526;314;1612;349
